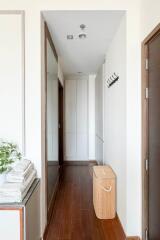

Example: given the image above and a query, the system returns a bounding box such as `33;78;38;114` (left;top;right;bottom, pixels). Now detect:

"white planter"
0;172;7;185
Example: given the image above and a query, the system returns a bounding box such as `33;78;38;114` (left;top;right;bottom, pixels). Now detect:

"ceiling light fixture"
78;24;87;40
67;34;74;40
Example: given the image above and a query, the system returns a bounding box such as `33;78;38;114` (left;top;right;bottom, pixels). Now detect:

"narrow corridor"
46;165;126;240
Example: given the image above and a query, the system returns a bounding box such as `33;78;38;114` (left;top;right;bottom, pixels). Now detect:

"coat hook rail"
106;72;119;88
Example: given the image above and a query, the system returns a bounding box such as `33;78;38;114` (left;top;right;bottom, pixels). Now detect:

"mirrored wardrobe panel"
45;24;59;218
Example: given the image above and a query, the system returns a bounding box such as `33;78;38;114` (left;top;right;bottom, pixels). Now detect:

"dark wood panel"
45;165;126;240
148;32;160;239
142;23;160;240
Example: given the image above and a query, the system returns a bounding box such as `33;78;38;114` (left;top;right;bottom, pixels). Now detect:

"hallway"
46;165;126;240
0;3;159;238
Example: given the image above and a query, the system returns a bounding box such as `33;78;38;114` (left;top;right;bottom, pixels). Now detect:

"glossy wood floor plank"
46;165;126;240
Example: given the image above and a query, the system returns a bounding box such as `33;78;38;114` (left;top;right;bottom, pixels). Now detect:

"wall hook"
106;73;119;88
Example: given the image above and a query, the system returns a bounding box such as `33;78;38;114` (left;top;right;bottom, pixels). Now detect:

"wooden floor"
46;165;126;240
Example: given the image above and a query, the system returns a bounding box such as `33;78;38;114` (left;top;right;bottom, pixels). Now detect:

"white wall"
141;0;160;40
104;15;127;230
95;65;104;165
0;1;142;237
0;12;24;153
88;75;96;160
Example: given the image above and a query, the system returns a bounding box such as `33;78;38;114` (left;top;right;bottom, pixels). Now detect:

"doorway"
142;24;160;239
42;10;127;240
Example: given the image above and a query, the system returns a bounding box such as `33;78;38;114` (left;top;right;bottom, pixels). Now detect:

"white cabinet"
0;210;21;240
76;79;88;159
65;77;88;161
0;180;40;240
65;80;77;133
65;80;77;159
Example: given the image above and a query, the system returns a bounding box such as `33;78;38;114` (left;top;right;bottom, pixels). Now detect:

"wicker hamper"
93;165;116;219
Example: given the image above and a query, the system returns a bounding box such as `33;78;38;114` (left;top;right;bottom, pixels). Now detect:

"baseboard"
63;160;89;166
89;160;98;165
48;160;59;166
63;160;98;166
126;237;140;240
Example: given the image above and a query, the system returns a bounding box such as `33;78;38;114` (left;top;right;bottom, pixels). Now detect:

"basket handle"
99;185;112;192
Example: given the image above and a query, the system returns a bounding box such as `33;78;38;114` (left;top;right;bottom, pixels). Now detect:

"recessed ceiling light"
78;33;87;39
80;24;86;30
78;24;87;40
67;35;74;40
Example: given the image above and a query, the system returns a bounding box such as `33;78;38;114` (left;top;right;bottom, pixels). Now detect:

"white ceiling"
43;11;125;76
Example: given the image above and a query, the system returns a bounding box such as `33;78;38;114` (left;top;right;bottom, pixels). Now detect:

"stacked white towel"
6;159;34;183
0;159;37;203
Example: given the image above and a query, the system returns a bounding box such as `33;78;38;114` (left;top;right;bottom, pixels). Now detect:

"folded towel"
13;159;31;173
6;163;34;183
0;169;36;203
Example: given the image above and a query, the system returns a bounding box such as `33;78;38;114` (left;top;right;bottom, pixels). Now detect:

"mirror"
45;32;59;214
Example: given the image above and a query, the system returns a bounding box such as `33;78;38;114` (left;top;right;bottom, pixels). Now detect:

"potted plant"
0;141;21;184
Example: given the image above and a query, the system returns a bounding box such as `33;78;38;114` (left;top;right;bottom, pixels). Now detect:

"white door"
65;77;88;161
65;80;77;160
76;78;88;160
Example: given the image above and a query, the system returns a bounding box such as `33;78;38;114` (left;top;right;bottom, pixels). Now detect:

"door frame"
142;23;160;239
44;21;58;222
